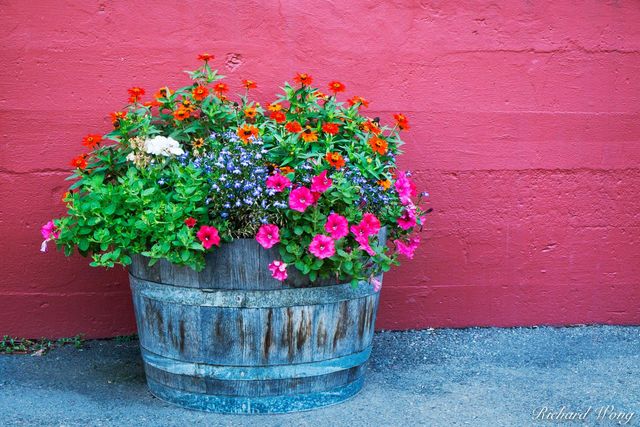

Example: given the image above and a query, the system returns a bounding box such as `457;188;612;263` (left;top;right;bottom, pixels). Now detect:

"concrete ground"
1;326;638;426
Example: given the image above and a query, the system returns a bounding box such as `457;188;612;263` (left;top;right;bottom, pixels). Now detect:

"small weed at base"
114;334;138;344
0;334;85;355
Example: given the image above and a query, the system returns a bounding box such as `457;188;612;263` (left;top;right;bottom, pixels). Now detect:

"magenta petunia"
396;207;417;230
394;236;420;259
268;260;288;281
266;173;292;192
324;213;349;240
350;223;369;240
256;224;280;249
288;186;314;212
394;171;416;205
40;220;60;253
196;225;221;249
360;213;381;235
310;170;332;193
41;220;60;240
308;234;336;259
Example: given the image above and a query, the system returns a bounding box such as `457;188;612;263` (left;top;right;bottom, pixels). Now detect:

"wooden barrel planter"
128;239;381;414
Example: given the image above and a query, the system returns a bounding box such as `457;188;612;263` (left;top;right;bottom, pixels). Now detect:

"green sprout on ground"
0;334;85;355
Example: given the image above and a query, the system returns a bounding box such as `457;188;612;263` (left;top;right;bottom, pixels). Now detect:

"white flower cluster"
143;136;185;156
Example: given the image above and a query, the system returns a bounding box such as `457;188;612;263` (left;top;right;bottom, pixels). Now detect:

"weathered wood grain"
129;239;382;413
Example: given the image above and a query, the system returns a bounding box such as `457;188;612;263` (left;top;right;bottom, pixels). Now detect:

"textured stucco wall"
1;1;639;338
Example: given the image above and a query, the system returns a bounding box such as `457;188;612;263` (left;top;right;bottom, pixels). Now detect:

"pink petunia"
371;276;382;292
360;213;381;235
394;236;420;259
310;170;332;193
40;220;60;253
396;207;417;230
255;224;280;249
308;234;336;259
268;260;288;281
196;225;221;249
324;213;349;240
351;224;377;256
394;171;417;205
288;187;314;212
355;235;376;256
266;173;292;192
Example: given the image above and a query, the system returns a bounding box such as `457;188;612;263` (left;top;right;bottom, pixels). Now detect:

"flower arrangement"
43;53;430;287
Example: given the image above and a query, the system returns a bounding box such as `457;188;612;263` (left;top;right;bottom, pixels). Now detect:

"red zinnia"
70;154;88;169
328;81;346;94
285;121;302;133
197;53;214;62
184;217;197;228
192;86;209;101
214;82;228;94
322;122;340;135
393;113;410;130
110;111;127;124
82;134;102;149
270;110;286;124
242;79;257;90
293;73;313;86
127;87;145;103
348;96;369;108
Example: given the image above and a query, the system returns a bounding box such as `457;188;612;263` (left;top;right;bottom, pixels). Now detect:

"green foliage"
48;59;428;285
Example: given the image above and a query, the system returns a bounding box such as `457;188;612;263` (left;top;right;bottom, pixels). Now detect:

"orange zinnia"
110;111;127;124
368;136;388;155
393;113;410;130
182;99;196;112
192;138;205;149
294;73;313;86
328;80;346;94
214;82;229;94
237;124;259;143
198;53;214;62
285;121;302;133
244;106;257;119
143;100;161;108
267;103;282;112
192;86;209;101
279;166;295;175
242;79;257;90
154;87;172;100
82;134;102;149
301;127;318;142
322;122;340;135
362;120;381;135
173;108;191;121
377;179;391;190
348;96;369;108
270;110;286;123
325;152;345;170
127;87;145;103
70;154;88;169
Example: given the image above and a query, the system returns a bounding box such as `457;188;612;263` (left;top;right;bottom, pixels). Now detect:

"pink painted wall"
1;1;639;338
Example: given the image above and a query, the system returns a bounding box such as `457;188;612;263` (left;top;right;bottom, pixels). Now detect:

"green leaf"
78;239;89;251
